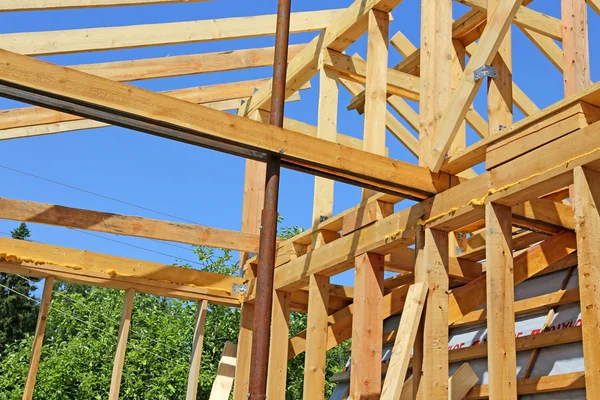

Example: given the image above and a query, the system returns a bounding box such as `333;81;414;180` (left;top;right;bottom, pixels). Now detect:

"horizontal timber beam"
0;237;241;305
0;197;263;253
0;0;210;11
0;9;341;55
0;49;455;199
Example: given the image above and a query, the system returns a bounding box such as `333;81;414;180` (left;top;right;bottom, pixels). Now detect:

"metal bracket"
320;215;329;223
498;125;508;131
455;245;465;255
232;283;248;295
474;65;497;81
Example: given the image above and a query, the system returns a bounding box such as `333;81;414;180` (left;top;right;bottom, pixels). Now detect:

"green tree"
0;223;38;354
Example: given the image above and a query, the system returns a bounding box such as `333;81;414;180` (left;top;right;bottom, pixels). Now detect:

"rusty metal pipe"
248;0;291;398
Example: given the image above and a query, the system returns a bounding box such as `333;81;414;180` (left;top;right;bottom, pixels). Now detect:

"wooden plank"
303;275;330;399
519;26;563;72
209;342;237;400
350;253;384;399
380;282;428;400
232;303;254;400
0;0;209;11
417;229;449;399
312;62;338;226
485;203;517;399
109;289;135;400
487;0;513;137
573;165;600;399
266;291;290;399
0;236;241;303
450;40;468;156
186;300;208;400
1;9;342;55
0;197;263;253
562;0;591;97
449;363;479;400
418;0;452;166
589;0;600;15
424;0;524;172
22;276;55;400
240;0;404;116
362;9;389;201
0;49;454;200
465;372;586;399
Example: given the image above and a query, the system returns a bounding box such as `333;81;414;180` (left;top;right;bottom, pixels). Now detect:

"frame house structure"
0;0;599;399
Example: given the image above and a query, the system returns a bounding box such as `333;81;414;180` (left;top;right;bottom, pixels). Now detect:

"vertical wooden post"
362;9;389;200
109;288;135;400
303;274;330;399
487;0;513;136
485;203;517;400
209;342;238;400
562;0;591;97
417;229;449;400
233;302;254;400
312;61;338;226
22;276;55;400
266;291;290;399
418;0;452;165
186;300;209;400
450;39;467;156
573;166;600;399
350;253;384;399
412;226;425;400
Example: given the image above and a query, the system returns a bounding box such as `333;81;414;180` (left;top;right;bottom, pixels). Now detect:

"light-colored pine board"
450;40;468;156
381;282;428;400
109;289;135;400
22;276;55;400
449;363;479;399
562;0;591;97
465;372;585;399
312;63;338;226
574;165;600;399
485;203;517;399
350;253;384;399
186;300;208;400
1;9;342;55
589;0;600;15
266;291;290;399
232;303;254;399
0;0;209;11
519;26;564;72
303;274;330;399
209;342;237;400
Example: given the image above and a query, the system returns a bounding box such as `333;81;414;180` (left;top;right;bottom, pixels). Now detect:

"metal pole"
248;0;291;398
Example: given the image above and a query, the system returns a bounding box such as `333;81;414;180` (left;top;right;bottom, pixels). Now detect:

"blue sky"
0;1;597;287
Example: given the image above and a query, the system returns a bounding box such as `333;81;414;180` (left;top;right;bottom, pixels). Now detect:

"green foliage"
0;223;350;399
0;223;38;354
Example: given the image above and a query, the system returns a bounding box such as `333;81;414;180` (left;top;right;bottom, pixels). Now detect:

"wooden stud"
449;363;479;399
209;342;237;400
380;282;428;400
450;40;467;157
186;300;208;400
416;229;449;399
573;165;600;399
412;227;425;400
312;61;339;226
266;291;290;400
0;0;210;11
362;9;389;200
22;276;55;400
485;203;517;399
232;303;254;400
303;274;330;399
350;253;384;399
109;288;135;400
562;0;591;97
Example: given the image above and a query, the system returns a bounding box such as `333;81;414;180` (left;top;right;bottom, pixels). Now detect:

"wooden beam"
312;61;338;226
449;363;479;400
424;0;524;172
589;0;600;15
450;40;468;156
573;165;600;399
186;300;208;400
0;197;262;253
465;372;585;399
109;288;135;400
209;342;237;400
562;0;591;97
22;276;55;400
266;291;290;399
240;0;404;116
350;253;384;399
1;9;342;55
485;203;517;399
233;303;254;399
0;0;210;11
362;9;389;201
519;26;564;73
303;275;330;399
416;229;449;399
0;49;454;199
380;282;428;400
0;236;241;304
